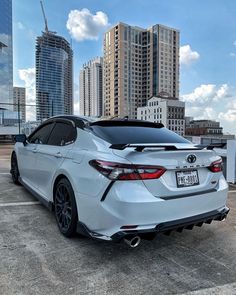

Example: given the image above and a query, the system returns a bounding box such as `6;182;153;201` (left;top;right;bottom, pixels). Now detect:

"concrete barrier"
226;140;236;184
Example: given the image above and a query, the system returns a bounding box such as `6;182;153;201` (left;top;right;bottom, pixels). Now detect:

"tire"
11;152;21;185
54;178;78;237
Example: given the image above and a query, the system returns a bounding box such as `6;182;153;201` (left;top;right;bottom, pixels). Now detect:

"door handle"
54;152;62;158
32;148;37;153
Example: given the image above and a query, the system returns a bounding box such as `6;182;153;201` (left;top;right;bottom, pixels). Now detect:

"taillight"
89;160;166;180
208;159;223;173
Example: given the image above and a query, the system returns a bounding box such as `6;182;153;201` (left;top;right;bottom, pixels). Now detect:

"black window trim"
27;118;77;146
46;119;77;146
27;122;55;145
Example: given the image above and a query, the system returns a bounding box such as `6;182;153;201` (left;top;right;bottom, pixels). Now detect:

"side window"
28;123;53;144
47;122;76;146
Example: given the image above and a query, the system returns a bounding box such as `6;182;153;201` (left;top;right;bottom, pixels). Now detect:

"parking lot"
0;143;236;295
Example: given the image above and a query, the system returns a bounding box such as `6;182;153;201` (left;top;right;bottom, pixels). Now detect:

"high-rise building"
79;57;103;117
36;32;73;121
103;22;179;118
137;96;185;136
13;87;26;122
0;0;13;109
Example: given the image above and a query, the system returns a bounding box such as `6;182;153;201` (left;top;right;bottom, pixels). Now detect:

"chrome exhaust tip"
124;236;141;248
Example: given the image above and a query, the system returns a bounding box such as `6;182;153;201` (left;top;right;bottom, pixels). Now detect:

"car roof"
41;115;164;129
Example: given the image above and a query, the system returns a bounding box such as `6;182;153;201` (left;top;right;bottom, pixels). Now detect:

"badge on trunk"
186;154;197;163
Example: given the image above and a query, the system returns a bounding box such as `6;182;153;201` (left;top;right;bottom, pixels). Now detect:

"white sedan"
11;116;229;247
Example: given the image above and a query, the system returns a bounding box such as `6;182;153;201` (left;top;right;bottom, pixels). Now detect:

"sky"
13;0;236;134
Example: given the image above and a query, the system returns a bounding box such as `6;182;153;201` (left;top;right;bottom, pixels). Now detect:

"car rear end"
86;120;229;242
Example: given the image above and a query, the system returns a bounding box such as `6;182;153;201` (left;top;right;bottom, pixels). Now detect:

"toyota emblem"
187;154;197;163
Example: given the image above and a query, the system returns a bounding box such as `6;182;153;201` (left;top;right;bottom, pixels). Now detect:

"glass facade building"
0;0;13;109
36;32;73;121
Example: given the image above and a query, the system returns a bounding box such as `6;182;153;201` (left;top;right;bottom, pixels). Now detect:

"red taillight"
89;160;166;180
208;159;223;173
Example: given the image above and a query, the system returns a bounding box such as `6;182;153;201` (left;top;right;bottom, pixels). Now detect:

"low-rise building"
185;119;223;136
137;96;185;136
0;108;22;126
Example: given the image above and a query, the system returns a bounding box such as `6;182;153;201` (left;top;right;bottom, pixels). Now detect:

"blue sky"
13;0;236;134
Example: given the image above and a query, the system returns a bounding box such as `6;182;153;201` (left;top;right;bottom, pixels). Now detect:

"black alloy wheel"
54;178;78;237
11;152;20;185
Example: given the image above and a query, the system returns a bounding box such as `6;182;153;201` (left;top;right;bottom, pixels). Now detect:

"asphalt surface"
0;144;236;295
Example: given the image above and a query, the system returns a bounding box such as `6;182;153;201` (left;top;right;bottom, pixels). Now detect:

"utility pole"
51;99;54;117
18;98;20;134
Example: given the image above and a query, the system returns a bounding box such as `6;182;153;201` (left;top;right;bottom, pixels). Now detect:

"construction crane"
40;0;48;33
40;1;56;34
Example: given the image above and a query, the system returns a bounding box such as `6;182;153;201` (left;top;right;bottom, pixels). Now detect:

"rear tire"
54;178;78;237
11;152;21;185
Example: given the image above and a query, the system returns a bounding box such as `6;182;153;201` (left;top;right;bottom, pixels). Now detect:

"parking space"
0;144;236;295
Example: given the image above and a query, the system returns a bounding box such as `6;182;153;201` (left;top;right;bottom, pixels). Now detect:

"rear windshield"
90;125;189;144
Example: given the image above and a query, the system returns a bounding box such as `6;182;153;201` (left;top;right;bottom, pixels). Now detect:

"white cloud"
66;8;109;42
216;84;229;100
227;99;236;109
74;100;80;115
180;45;200;66
185;106;217;121
19;68;35;89
74;82;80;114
182;83;236;133
19;68;36;121
182;84;230;104
219;110;236;122
182;84;215;103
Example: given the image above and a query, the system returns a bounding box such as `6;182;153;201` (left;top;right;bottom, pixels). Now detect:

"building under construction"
36;1;73;121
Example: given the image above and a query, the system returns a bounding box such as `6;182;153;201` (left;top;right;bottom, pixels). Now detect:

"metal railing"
1;102;235;183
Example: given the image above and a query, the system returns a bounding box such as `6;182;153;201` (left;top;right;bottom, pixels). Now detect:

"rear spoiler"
195;143;226;150
110;143;226;152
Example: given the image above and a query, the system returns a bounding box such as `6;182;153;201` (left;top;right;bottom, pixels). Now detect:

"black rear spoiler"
195;143;226;150
110;143;226;152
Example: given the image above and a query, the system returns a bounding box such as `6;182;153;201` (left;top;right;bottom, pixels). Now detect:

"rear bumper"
76;175;229;239
110;206;230;242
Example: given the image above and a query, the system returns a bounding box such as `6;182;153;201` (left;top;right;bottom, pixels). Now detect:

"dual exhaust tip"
124;235;141;248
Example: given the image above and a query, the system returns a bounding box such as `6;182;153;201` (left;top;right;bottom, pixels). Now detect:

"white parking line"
180;282;236;295
0;173;10;175
0;201;41;207
0;159;10;160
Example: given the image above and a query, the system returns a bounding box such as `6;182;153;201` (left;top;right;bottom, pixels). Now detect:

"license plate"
176;170;199;187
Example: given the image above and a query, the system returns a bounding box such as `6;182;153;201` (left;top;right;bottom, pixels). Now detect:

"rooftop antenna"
40;1;49;33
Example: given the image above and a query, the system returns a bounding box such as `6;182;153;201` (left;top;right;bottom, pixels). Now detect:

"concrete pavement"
0;144;236;295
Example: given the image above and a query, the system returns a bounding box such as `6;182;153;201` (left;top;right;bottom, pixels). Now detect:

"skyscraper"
13;86;26;122
0;0;13;109
103;22;179;118
36;32;73;121
79;57;103;117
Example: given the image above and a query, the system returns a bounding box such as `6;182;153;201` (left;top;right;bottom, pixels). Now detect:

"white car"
11;116;229;247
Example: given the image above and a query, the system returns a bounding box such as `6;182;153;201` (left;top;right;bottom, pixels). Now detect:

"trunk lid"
112;145;221;198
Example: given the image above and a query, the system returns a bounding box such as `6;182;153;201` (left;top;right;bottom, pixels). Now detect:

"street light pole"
18;98;20;134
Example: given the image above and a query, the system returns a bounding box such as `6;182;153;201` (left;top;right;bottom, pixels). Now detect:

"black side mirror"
15;134;27;145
